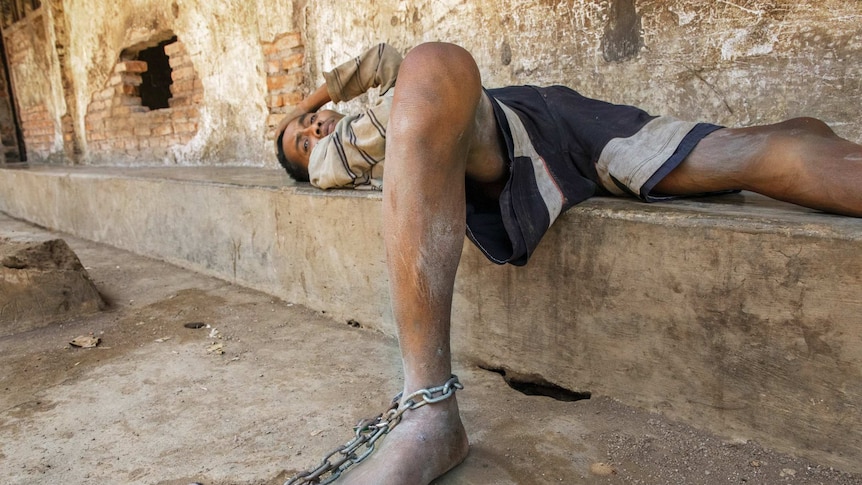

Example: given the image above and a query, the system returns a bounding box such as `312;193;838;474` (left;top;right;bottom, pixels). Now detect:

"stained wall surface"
3;0;861;166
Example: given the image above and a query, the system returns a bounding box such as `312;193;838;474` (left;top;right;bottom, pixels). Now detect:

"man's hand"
278;106;306;130
276;82;332;136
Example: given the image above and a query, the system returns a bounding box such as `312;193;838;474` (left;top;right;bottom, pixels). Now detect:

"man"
277;42;862;484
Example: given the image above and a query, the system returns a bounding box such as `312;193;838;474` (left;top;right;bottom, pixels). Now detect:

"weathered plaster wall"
8;0;862;165
305;0;862;140
62;0;299;165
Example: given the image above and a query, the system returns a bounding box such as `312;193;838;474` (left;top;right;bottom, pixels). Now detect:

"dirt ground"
2;211;861;485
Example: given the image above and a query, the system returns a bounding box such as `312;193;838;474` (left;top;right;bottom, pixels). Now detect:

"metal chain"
284;375;463;485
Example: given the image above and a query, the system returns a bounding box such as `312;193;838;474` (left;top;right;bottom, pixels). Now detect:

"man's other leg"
655;117;862;217
340;43;481;484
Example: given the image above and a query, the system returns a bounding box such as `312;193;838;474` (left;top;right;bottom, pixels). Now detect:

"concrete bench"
1;164;860;472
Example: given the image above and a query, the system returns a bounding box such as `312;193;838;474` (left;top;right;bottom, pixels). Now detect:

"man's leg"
339;43;481;484
656;117;862;217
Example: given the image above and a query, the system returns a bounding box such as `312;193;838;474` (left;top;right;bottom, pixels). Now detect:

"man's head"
275;110;344;182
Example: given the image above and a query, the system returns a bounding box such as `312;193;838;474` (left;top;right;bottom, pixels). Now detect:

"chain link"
284;375;463;485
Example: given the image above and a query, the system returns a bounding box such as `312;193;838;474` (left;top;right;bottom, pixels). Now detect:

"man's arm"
322;42;402;104
293;42;402;117
294;82;332;115
276;43;401;139
274;83;331;137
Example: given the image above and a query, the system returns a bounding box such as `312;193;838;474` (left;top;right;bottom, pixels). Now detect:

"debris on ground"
69;335;101;348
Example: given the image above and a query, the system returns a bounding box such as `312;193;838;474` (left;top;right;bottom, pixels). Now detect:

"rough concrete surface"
2;213;862;485
3;165;862;472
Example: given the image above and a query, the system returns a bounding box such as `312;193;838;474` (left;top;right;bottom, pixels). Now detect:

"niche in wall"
85;31;202;163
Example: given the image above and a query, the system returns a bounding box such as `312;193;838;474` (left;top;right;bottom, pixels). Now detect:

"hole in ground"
480;365;591;402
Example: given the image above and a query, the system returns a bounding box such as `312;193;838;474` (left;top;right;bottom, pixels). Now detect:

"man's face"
280;110;345;170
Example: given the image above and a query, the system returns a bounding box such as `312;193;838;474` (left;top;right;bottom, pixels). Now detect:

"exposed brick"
124;74;143;86
281;72;303;92
170;108;187;122
171;66;195;81
121;84;139;96
281;52;304;71
262;43;279;57
164;42;183;56
115;60;148;73
274;32;302;51
114;128;133;139
168;96;190;108
266;93;284;108
165;134;184;146
169;56;189;69
281;91;303;106
149;112;171;126
153;123;173;136
118;96;142;107
266;74;289;91
111;106;132;117
172;79;194;94
265;60;282;74
177;107;199;121
113;118;132;130
96;87;115;101
173;122;197;134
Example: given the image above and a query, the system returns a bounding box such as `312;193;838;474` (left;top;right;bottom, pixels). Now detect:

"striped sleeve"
322;43;402;103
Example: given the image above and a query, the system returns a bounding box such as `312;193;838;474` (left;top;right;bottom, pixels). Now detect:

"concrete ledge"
2;164;861;471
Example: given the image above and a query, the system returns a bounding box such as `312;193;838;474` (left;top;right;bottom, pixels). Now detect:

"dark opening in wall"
137;36;177;110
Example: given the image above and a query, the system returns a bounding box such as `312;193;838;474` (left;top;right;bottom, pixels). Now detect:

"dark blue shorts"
466;85;722;266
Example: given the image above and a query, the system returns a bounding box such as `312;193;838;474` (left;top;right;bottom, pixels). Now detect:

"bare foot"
337;395;469;485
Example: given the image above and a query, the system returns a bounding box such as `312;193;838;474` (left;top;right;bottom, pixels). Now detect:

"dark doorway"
137;36;177;110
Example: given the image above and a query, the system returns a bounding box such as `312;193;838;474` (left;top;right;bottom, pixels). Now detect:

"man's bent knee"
397;43;482;112
774;117;837;138
389;43;483;159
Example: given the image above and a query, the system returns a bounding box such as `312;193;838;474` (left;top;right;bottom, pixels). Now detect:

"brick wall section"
19;104;54;157
6;14;58;161
261;32;305;140
84;39;201;162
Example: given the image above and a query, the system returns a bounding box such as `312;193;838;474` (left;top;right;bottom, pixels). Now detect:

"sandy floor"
2;212;861;485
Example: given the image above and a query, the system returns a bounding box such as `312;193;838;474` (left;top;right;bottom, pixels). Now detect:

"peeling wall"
305;0;862;137
5;0;861;166
61;0;299;165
